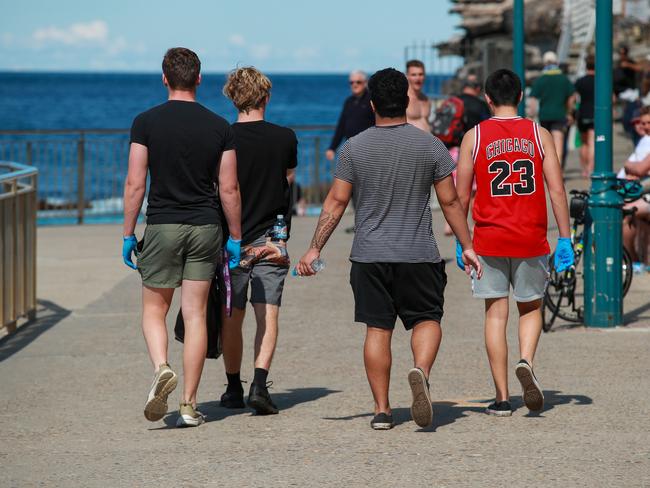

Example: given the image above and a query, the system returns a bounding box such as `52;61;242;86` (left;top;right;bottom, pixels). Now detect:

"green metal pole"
513;0;525;116
584;0;623;327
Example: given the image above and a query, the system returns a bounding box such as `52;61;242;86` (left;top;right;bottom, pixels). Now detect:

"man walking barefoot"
456;69;573;416
405;60;432;132
122;47;242;427
219;67;298;415
297;68;481;430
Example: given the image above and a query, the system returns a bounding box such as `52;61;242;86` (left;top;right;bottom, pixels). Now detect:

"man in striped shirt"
297;68;481;430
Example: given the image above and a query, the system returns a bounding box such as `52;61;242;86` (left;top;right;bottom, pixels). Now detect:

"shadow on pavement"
323;391;593;431
516;389;593;418
154;387;341;429
0;299;71;362
624;300;650;324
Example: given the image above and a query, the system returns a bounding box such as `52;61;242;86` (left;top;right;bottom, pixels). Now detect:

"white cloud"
1;33;14;47
250;44;272;60
105;36;128;56
33;20;108;45
344;47;360;58
228;34;246;47
293;46;319;61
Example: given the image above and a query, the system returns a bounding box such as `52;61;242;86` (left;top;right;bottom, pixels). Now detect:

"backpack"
432;96;465;148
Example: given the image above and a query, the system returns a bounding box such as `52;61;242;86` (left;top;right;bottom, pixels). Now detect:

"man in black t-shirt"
458;75;491;134
575;56;596;177
325;71;374;161
122;48;242;427
219;67;298;415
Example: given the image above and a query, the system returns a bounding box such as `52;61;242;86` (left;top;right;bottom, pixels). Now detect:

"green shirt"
530;69;575;122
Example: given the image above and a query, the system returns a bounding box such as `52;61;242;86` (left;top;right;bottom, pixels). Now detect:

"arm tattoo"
310;210;343;250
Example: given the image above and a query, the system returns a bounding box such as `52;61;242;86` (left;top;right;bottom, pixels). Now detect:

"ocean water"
1;72;357;129
0;72;451;224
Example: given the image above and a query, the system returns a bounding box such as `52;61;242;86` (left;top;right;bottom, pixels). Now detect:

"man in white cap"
530;51;575;163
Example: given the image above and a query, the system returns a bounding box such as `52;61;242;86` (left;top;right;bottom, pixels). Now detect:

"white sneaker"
176;403;206;427
143;363;178;422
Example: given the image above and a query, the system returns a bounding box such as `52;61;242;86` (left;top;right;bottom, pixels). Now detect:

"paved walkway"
1;145;650;487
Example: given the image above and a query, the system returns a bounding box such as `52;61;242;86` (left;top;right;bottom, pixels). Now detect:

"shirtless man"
406;60;432;132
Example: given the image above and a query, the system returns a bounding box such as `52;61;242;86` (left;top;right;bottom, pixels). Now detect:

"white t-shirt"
618;135;650;178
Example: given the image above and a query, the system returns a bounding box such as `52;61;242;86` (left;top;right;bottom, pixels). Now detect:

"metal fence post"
313;137;321;203
513;0;526;117
77;133;85;224
584;0;622;327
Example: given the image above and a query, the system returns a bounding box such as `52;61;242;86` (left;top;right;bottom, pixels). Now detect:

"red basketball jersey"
471;117;550;257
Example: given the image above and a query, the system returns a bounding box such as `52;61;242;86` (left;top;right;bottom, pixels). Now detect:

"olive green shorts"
137;224;222;288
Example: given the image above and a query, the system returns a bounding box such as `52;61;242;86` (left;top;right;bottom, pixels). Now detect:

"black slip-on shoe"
220;389;245;409
485;401;513;417
247;382;279;415
370;412;394;430
408;367;433;428
515;359;544;411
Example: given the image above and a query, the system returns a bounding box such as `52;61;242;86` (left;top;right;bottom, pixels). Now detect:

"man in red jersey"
455;69;574;417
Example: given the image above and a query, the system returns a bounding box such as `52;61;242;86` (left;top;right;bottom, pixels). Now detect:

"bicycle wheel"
623;247;633;297
544;253;583;325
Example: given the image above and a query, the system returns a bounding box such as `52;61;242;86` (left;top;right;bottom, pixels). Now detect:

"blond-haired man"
220;67;298;414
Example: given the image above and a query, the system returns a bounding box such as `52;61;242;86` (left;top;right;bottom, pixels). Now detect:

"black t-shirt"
130;100;235;225
575;74;595;119
232;120;298;244
458;93;491;133
614;59;638;94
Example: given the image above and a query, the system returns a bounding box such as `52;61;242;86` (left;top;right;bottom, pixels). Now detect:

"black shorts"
349;261;447;330
540;119;567;132
577;117;594;133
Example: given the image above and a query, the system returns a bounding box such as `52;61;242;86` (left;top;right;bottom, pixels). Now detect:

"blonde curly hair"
223;67;272;113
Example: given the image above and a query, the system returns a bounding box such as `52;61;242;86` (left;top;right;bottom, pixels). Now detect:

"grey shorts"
229;235;289;308
472;255;550;302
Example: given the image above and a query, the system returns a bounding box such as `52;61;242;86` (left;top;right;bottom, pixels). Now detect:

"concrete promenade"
2;148;650;486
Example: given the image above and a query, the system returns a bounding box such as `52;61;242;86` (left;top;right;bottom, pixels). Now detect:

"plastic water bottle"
292;259;325;276
271;215;288;241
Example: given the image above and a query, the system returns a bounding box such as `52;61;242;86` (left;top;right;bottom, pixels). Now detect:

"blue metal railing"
0;127;335;225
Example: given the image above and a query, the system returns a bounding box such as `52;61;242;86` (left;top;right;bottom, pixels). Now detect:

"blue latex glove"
122;235;138;270
554;237;575;273
455;240;465;271
225;237;241;270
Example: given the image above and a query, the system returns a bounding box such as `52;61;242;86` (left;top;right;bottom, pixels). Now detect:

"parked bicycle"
543;178;650;331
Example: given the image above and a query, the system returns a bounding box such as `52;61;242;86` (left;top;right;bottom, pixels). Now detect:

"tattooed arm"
297;178;353;276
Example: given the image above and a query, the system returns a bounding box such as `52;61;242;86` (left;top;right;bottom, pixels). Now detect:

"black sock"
253;368;269;387
226;372;242;392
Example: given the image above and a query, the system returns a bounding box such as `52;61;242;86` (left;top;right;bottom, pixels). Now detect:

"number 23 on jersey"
488;159;536;197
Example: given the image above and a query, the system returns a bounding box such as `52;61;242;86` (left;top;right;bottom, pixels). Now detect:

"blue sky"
0;0;461;73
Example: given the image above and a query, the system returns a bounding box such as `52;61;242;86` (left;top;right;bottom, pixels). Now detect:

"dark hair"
586;55;595;71
162;47;201;90
368;68;409;118
619;45;629;55
484;69;522;108
406;59;425;72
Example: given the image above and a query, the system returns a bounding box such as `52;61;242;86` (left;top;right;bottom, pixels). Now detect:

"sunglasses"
349;80;364;85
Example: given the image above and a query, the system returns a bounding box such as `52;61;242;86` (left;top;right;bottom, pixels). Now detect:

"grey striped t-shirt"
335;123;455;263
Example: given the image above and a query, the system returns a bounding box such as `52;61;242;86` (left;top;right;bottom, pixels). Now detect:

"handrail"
0;125;337;224
0;125;336;136
1;161;38;333
0;161;39;181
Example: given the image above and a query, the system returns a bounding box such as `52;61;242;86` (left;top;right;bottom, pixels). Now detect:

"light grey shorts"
472;255;550;302
228;235;289;308
230;263;289;308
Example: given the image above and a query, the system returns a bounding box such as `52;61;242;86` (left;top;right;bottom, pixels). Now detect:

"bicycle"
542;177;650;332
